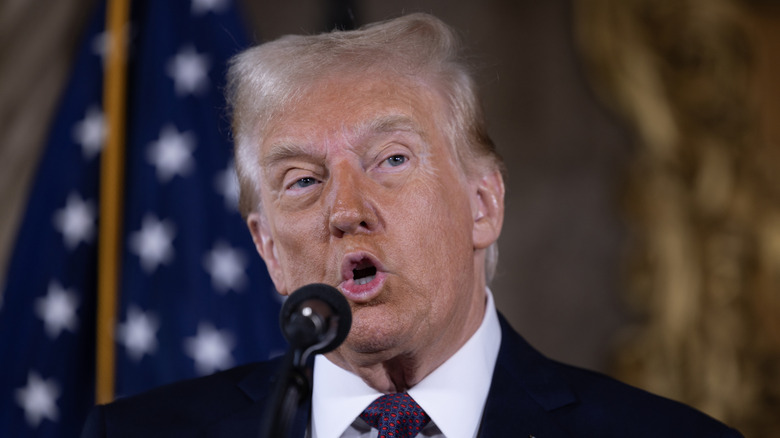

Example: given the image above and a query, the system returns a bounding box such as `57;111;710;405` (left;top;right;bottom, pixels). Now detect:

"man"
82;13;742;437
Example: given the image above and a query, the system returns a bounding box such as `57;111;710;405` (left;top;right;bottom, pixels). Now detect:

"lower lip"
338;271;387;303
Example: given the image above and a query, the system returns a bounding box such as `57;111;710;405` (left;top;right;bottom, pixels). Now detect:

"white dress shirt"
310;289;502;438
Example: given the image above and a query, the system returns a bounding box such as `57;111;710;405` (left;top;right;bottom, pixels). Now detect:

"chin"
343;323;405;357
343;302;418;353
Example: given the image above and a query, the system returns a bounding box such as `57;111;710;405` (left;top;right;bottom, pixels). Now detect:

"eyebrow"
260;141;316;170
356;114;425;138
260;114;427;169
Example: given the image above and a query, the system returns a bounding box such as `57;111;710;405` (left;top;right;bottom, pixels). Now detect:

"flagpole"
96;0;131;405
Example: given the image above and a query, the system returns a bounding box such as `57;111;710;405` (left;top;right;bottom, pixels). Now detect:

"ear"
247;212;289;296
471;169;505;250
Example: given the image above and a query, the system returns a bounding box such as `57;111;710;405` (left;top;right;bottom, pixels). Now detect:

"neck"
351;355;427;393
326;290;487;393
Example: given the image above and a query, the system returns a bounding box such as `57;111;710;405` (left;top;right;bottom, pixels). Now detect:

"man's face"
248;73;502;369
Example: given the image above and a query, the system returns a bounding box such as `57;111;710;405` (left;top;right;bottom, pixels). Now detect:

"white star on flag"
166;46;210;96
91;26;132;62
52;192;96;250
184;322;235;375
15;371;60;428
203;241;248;293
191;0;230;15
214;161;240;210
147;124;196;183
72;105;106;159
35;281;79;340
117;306;159;361
92;30;110;59
129;214;176;273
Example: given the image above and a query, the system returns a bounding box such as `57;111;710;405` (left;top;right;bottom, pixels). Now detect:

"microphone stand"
259;284;352;438
258;346;312;438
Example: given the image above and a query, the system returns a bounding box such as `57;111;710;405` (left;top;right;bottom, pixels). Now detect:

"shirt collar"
311;288;502;438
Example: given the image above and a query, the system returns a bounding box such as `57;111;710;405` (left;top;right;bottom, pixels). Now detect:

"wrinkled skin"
247;73;504;392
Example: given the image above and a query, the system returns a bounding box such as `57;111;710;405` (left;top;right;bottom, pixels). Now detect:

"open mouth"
340;252;385;301
352;259;377;285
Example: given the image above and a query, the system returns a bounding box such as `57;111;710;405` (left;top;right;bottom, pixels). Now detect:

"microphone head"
280;284;352;356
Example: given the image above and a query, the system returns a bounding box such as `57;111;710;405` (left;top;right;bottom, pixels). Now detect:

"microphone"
260;284;352;437
280;283;352;362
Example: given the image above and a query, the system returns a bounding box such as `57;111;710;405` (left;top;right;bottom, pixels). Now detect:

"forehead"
261;73;448;152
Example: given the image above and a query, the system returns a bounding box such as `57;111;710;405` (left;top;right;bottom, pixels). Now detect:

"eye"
290;176;319;189
384;155;407;167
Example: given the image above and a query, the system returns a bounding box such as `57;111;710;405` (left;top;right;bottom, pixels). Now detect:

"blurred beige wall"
0;0;96;292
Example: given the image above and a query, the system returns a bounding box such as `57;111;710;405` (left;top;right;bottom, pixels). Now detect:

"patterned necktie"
359;393;431;438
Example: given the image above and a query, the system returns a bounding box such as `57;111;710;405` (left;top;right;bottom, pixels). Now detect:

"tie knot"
360;393;431;438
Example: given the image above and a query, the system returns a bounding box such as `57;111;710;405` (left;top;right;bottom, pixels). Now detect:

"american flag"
0;1;286;436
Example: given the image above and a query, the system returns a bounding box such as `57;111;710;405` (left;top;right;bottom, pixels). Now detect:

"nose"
327;164;378;238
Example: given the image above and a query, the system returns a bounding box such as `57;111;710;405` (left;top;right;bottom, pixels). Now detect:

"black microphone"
280;283;352;362
260;284;352;438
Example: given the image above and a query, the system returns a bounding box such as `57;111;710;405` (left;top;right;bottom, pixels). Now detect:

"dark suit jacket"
82;314;742;437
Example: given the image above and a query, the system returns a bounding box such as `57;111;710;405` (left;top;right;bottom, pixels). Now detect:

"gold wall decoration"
575;0;780;435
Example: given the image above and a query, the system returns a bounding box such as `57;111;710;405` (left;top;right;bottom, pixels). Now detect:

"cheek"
399;178;474;268
272;210;329;285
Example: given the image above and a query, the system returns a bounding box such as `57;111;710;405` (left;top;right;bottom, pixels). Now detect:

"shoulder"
494;316;742;437
81;360;279;438
550;361;742;437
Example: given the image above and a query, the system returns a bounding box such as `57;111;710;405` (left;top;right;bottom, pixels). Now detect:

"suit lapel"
200;399;309;438
201;359;311;437
479;315;577;438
